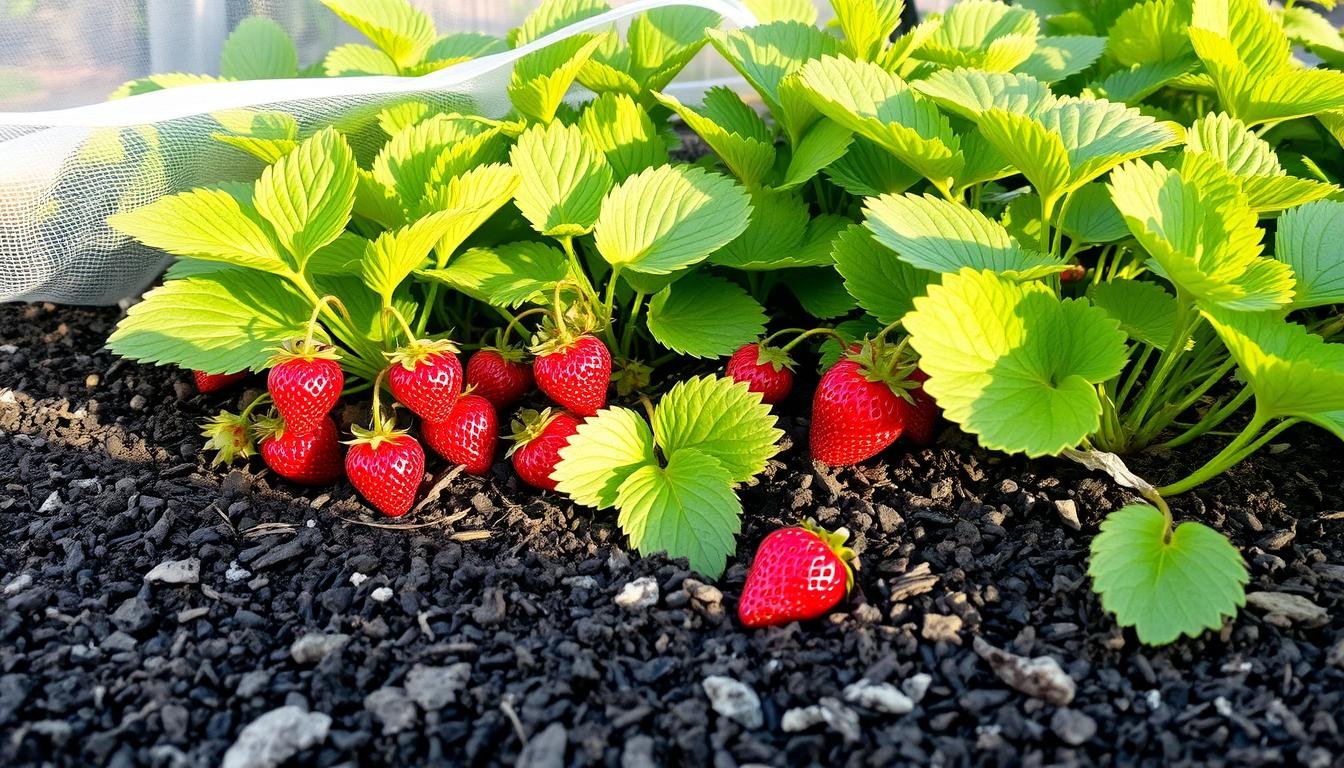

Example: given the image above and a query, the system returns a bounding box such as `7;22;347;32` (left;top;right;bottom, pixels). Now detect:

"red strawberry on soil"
900;367;939;447
255;414;343;486
726;343;794;404
193;370;247;394
809;341;924;466
423;393;497;475
738;521;856;628
508;408;581;491
532;334;611;417
387;338;462;423
465;346;534;408
345;418;425;517
267;340;343;436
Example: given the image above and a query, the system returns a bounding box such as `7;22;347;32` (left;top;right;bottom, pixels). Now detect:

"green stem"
1039;193;1058;257
1156;409;1290;496
560;237;599;306
1132;357;1238;448
764;327;807;345
416;284;439;337
601;267;622;350
1050;190;1075;260
501;307;551;346
1159;386;1253;450
240;392;271;420
778;326;849;354
621;292;646;358
1123;297;1199;433
384;305;419;345
1114;344;1154;413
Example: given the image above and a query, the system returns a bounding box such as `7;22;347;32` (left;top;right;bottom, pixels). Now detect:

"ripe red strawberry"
267;340;343;436
508;408;581;490
423;393;497;475
809;342;922;466
1060;263;1087;283
738;521;856;628
726;343;794;404
193;370;248;394
345;419;425;517
901;368;939;447
387;338;462;423
532;334;611;417
255;415;343;486
465;346;534;408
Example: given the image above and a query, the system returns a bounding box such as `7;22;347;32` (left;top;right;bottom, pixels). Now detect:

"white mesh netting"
0;0;757;305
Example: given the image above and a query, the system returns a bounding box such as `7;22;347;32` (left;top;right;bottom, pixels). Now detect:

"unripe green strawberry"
738;521;856;628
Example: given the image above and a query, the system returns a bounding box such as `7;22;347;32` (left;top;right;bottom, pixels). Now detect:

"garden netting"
0;0;759;305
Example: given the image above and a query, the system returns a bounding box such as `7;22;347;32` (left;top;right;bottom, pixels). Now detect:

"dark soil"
2;301;1342;768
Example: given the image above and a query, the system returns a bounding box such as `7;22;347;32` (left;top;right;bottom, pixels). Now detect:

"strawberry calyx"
479;343;528;365
800;519;857;593
612;358;652;396
845;338;924;405
266;338;341;367
346;415;410;451
386;337;461;370
530;303;599;356
752;343;795;373
250;412;288;442
200;410;256;467
505;407;563;457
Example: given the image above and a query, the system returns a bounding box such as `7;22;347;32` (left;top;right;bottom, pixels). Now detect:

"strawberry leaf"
615;447;740;578
323;44;398;76
832;223;936;324
646;273;766;359
593;165;752;275
651;375;782;484
108;189;288;275
579;93;668;181
1090;504;1247;645
782;267;859;320
709;190;809;270
419;242;570;309
107;272;310;373
904;268;1128;457
510;121;613;238
1086;279;1180;350
553;406;657;510
220;18;299;80
1016;35;1105;82
777;119;854;191
253;127;357;268
509;35;606;123
1275;200;1344;310
320;0;437;70
510;0;608;46
831;0;906;62
653;89;776;188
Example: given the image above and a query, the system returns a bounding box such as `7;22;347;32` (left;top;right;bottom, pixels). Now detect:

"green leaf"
594;165;752;275
320;0;437;70
1276;200;1344;310
1090;504;1248;645
252;127;356;268
832;0;906;61
925;0;1039;52
652;375;783;483
510;0;608;46
108;189;287;275
798;55;962;192
628;6;719;80
509;35;606;123
220;17;298;80
707;21;843;127
361;210;476;302
646;273;766;358
653;89;776;188
903;268;1128;457
911;68;1052;122
420;163;521;259
709;190;808;270
426;32;507;63
863;193;1066;279
1059;183;1130;243
777;119;854;191
419;241;570;308
977;107;1071;203
509;121;613;238
372;114;480;215
825;136;922;197
616;448;740;578
553;406;656;509
307;232;370;277
1107;0;1193;67
1016;35;1106;82
211;110;298;165
1187;112;1281;178
1202;306;1344;431
1091;60;1196;103
579;93;669;180
742;0;817;24
782;267;859;319
323;43;398;76
832;223;936;324
106;272;310;373
1087;279;1179;349
1109;158;1295;312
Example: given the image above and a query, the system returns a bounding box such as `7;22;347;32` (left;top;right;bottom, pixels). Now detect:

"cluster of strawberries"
197;329;613;518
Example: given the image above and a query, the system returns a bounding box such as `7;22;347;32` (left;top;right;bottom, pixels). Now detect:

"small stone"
176;607;209;623
973;636;1076;706
3;574;32;595
237;670;271;698
101;631;136;653
1245;591;1329;628
144;557;200;585
902;673;932;703
160;703;190;741
614;577;659;611
702;675;762;729
1327;638;1344;670
130;394;147;410
562;575;598;590
683;578;723;605
843;679;914;715
349;572;369;587
516;722;567;768
781;698;861;742
111;596;153;633
289;632;350;664
371;586;393;603
1051;708;1096;746
1054;499;1080;530
364;687;417;734
1214;696;1233;717
405;663;471;711
921;613;964;644
221;706;331;768
621;735;655;768
38;492;62;514
225;561;252;583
